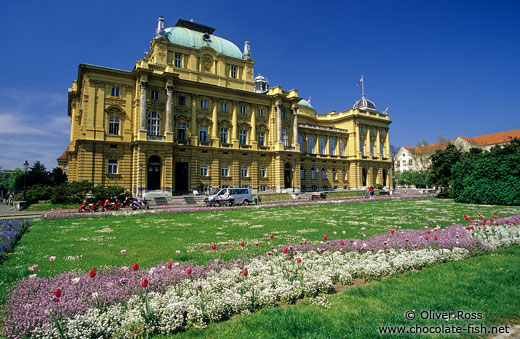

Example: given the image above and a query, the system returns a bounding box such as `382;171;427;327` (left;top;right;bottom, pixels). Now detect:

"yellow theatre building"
64;17;393;196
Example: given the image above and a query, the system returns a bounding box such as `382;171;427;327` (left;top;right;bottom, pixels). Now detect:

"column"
292;106;298;147
356;124;361;158
211;100;218;142
250;105;257;147
385;129;390;159
376;127;381;159
231;102;238;146
367;126;372;158
165;85;173;134
139;81;147;131
191;94;198;145
276;103;282;144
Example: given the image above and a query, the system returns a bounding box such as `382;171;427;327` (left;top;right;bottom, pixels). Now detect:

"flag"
356;75;364;87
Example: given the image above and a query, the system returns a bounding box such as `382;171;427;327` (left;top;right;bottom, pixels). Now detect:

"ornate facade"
65;18;393;195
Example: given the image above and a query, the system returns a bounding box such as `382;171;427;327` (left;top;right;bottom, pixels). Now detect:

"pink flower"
333;231;337;235
175;250;181;254
120;249;126;255
197;284;203;291
361;228;365;231
119;278;127;285
255;242;259;246
28;264;38;272
342;231;346;235
49;256;56;262
29;274;37;280
121;266;128;272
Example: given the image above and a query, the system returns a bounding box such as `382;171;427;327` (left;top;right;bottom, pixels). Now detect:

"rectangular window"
151;90;159;100
221;103;228;111
258;108;264;116
370;141;375;156
308;136;315;154
259;185;266;192
220;128;228;144
260;166;266;178
359;126;364;134
282;128;289;147
177;123;186;141
111;87;120;97
231;65;237;79
339;140;346;156
174;53;182;67
200;126;208;142
239;130;247;145
200;163;208;176
298;135;305;152
108;160;118;174
322;169;327;180
178;96;186;105
108;117;120;135
240;105;247;114
311;168;317;180
360;140;365;157
319;137;326;155
241;165;248;177
300;168;305;179
201;99;208;109
148;112;160;136
221;164;229;177
329;138;336;155
281;110;286;119
258;131;265;146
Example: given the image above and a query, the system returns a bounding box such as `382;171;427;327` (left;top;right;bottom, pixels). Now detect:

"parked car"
204;187;252;206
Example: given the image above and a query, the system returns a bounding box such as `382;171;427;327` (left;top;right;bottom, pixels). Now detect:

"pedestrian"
369;186;375;199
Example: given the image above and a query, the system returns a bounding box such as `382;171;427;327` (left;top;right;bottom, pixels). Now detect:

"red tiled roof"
404;141;453;155
57;146;69;161
459;129;520;147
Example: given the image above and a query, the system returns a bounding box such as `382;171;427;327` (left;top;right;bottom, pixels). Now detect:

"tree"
428;144;463;192
51;167;67;185
14;161;52;191
390;144;400;158
435;134;449;143
416;139;430;147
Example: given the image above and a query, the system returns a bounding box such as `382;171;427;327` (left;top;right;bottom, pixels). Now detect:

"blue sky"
1;0;519;170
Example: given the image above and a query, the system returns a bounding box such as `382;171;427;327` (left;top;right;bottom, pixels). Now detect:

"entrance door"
362;168;368;187
147;156;161;190
284;163;292;189
175;162;189;191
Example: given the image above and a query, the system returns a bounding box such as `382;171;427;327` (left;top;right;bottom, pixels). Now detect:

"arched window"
308;136;315;154
300;167;305;179
329;138;336;155
311;167;316;180
282;128;289;147
319;137;326;155
322;168;327;180
148;112;160;136
339;140;346;156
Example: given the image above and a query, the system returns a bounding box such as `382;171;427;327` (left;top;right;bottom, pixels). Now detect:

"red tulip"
88;269;96;278
323;234;327;241
424;236;429;241
242;268;248;277
296;258;301;263
434;236;438;241
141;278;148;288
211;243;216;250
490;218;494;223
269;233;273;239
427;230;431;235
282;247;288;254
132;263;139;271
494;211;497;215
466;226;474;230
54;289;62;298
167;262;172;270
340;239;345;245
390;229;395;234
186;267;192;275
240;241;245;247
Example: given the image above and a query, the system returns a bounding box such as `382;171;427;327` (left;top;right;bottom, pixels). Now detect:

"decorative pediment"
175;113;190;122
197;117;213;125
105;105;125;115
219;119;232;128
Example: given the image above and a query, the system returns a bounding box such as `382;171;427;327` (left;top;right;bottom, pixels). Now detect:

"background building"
394;129;520;173
64;18;393;196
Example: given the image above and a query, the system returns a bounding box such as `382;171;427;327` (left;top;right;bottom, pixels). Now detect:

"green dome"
298;99;315;110
164;26;243;59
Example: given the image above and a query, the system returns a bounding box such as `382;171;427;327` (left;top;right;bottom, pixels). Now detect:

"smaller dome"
297;99;314;109
254;74;267;81
353;96;376;110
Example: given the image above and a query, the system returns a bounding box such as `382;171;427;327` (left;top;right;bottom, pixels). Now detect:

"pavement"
0;203;43;219
493;324;520;339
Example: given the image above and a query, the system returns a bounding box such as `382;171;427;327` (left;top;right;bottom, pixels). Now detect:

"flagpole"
361;75;365;97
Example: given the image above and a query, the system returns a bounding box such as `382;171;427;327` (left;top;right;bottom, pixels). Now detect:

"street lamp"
139;162;143;198
22;160;29;201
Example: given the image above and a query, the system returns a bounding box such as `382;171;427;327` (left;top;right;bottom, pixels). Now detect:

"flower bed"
4;214;519;338
0;220;31;263
42;193;430;220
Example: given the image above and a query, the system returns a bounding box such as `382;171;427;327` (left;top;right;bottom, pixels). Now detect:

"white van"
204;187;252;206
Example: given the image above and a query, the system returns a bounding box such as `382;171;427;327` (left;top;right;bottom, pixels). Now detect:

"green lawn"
167;246;520;338
1;197;520;337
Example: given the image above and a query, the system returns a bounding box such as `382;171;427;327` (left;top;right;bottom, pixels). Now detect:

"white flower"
71;277;80;284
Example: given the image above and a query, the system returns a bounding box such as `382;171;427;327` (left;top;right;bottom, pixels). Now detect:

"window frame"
259;166;266;178
110;87;120;97
200;163;208;177
177;123;186;141
108;116;120;135
200;126;208;142
174;53;182;67
147;112;161;136
221;164;229;177
239;129;247;145
258;131;265;147
220;127;228;144
241;165;248;177
108;160;118;174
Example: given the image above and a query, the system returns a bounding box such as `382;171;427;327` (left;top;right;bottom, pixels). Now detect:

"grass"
1;197;520;336
23;202;76;211
166;246;520;338
1;197;519;298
